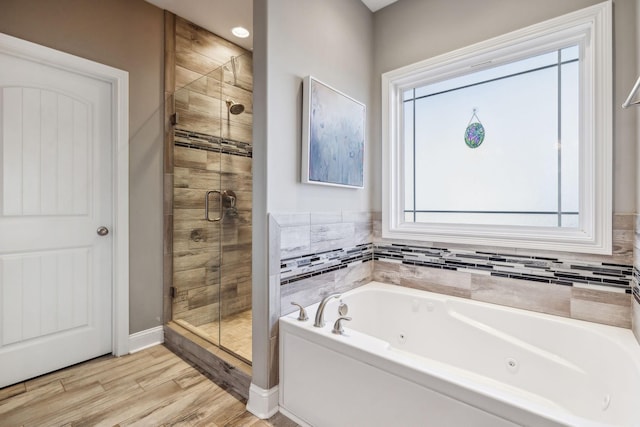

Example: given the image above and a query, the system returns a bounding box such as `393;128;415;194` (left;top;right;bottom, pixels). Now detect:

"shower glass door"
171;54;252;364
172;64;223;348
218;54;253;363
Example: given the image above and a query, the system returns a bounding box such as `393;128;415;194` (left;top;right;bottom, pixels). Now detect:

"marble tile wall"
374;244;632;290
374;259;631;328
281;244;373;285
272;212;635;329
372;213;635;329
273;212;374;316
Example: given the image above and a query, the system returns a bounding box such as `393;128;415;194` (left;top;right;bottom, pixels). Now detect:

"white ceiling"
144;0;398;51
144;0;253;50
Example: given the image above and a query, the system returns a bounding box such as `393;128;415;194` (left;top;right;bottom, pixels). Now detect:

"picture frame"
301;76;365;188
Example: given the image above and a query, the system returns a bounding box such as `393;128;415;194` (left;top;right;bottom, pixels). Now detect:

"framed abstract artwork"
301;76;365;188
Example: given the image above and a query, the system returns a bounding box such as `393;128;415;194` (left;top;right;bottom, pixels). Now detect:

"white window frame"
381;1;612;254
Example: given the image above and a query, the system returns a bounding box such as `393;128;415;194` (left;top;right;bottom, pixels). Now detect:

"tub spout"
313;293;341;328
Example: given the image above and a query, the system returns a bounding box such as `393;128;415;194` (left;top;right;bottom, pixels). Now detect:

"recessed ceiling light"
231;26;250;38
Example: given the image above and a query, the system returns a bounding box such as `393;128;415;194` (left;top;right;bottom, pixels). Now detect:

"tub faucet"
332;316;352;335
313;293;341;327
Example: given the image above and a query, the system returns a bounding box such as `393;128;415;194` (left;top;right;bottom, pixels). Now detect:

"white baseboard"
246;383;279;419
128;326;164;353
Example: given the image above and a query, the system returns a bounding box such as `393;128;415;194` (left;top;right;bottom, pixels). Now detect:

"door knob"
97;226;109;236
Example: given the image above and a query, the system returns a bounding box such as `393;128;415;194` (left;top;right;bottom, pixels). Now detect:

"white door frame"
0;33;130;356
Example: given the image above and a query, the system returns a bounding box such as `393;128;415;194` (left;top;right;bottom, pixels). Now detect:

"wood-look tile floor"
0;344;296;427
178;310;252;362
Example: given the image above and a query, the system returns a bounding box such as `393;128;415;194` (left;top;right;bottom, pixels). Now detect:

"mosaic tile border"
175;128;252;158
279;241;633;294
280;244;373;285
633;268;640;304
374;243;633;293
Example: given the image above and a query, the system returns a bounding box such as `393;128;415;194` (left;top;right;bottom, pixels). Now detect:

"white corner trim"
129;326;164;354
246;383;279;419
112;61;130;357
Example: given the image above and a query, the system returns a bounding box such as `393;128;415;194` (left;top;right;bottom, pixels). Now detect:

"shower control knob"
97;226;109;236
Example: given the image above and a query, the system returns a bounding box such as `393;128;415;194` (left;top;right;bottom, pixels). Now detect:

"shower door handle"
205;190;222;222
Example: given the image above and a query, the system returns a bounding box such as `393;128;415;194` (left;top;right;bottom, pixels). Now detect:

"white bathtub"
279;282;640;427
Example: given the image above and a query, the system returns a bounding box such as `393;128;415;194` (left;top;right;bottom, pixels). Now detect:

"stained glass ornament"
464;109;485;149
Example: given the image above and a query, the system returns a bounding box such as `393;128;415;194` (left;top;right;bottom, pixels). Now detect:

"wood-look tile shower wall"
171;16;253;327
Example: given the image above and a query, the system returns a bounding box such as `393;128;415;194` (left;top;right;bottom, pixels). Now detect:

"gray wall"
0;0;165;334
372;0;638;213
264;0;375;213
253;0;374;390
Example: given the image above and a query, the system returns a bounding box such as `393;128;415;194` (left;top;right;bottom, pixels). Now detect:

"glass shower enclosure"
171;54;253;363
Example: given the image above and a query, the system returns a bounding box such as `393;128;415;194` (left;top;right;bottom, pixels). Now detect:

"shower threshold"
173;309;252;365
164;321;252;399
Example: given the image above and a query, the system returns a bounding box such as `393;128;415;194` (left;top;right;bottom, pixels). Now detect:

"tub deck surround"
373;244;633;292
279;282;640;427
280;261;373;317
274;212;633;293
274;212;374;260
374;243;634;329
374;258;632;329
276;240;633;328
280;243;373;284
271;212;376;315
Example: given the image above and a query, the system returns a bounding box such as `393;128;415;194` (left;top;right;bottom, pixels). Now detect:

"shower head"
226;99;245;115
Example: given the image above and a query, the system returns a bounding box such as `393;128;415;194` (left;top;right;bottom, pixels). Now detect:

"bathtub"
278;282;640;427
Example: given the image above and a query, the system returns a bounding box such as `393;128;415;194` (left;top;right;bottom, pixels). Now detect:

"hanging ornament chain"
464;108;485;149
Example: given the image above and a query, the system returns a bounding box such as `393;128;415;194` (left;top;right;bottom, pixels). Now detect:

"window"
382;2;612;254
403;46;579;228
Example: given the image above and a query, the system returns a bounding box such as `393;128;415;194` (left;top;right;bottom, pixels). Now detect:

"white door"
0;44;113;387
